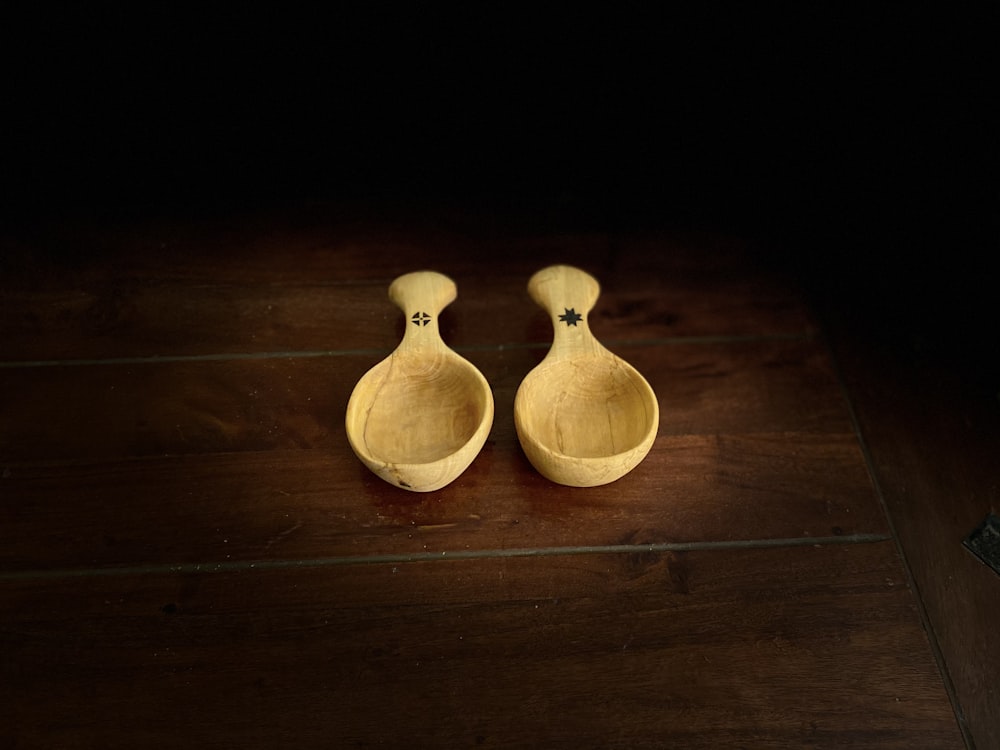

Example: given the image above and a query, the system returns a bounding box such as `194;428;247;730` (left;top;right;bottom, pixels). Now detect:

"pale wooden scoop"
514;265;659;487
346;271;494;492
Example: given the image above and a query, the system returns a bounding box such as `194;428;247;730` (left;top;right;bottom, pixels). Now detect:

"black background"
2;6;996;348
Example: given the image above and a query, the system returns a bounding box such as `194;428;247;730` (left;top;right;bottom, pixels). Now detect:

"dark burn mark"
559;308;583;326
666;553;691;594
624;548;661;578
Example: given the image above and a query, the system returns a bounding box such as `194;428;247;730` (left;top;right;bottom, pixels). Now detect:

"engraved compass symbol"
558;308;583;326
411;311;432;326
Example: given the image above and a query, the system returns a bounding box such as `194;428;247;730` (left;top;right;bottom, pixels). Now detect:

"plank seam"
0;332;813;368
0;533;889;581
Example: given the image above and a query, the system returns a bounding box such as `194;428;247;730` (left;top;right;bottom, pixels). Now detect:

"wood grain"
0;340;851;463
514;265;659;486
344;271;495;492
826;320;1000;750
0;433;887;571
0;209;968;748
0;274;815;363
1;223;814;363
0;543;961;749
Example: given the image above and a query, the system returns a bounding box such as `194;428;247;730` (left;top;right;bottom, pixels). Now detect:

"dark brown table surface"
3;200;996;747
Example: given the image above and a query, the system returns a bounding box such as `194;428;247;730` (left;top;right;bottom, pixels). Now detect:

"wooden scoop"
346;271;494;492
514;265;659;487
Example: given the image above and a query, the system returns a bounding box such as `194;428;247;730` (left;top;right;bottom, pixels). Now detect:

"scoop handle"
389;271;457;350
528;265;602;357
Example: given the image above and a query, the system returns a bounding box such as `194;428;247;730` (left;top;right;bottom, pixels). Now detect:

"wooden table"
0;203;978;747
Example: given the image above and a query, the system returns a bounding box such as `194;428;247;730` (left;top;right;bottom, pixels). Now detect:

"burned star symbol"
411;312;432;326
559;308;583;326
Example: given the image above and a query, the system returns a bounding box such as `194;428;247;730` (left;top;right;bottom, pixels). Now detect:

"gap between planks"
1;533;889;581
0;332;813;369
823;332;977;749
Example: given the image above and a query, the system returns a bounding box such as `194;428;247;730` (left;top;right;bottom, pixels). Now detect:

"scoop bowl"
514;265;659;487
346;271;494;492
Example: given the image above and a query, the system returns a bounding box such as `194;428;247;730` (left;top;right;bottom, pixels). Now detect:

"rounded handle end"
389;271;457;317
527;265;600;315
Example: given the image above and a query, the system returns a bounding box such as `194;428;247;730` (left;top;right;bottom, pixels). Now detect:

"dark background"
2;7;996;347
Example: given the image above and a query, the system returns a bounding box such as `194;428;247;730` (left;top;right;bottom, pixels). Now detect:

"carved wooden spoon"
514;265;659;487
346;271;494;492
